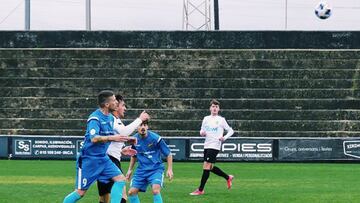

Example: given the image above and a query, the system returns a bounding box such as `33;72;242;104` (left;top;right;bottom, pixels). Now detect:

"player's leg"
128;171;148;203
98;155;127;203
100;157;126;203
121;184;127;203
64;156;102;202
97;180;113;203
152;184;163;203
211;165;234;189
117;161;127;203
198;161;212;192
149;170;165;203
128;187;141;203
111;175;127;203
190;149;216;195
63;189;85;203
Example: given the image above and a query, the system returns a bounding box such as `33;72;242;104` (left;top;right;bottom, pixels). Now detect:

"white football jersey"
107;116;142;161
201;115;234;150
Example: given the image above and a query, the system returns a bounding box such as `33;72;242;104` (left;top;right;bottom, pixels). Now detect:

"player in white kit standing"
190;99;234;196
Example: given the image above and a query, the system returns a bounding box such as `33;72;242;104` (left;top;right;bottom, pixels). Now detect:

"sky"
0;0;359;31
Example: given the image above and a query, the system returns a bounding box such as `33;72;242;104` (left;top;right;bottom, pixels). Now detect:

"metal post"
214;0;219;30
25;0;30;30
86;0;91;30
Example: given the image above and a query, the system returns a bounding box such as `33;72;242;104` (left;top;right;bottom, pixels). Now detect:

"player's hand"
200;130;206;137
167;169;173;181
126;137;137;145
121;146;137;156
126;170;132;181
219;137;225;142
139;111;150;122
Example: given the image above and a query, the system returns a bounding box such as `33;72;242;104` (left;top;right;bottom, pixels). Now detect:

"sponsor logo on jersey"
204;126;218;132
90;129;96;135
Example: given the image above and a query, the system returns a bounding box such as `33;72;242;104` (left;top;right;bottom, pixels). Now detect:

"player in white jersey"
190;99;234;196
97;94;150;203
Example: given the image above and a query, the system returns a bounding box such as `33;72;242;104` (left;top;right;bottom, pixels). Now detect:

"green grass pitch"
0;160;360;203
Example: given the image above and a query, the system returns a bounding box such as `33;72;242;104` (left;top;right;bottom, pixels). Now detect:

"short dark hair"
115;94;124;102
141;120;148;126
210;99;220;106
98;90;114;107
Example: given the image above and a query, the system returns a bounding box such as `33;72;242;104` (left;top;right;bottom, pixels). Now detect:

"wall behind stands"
0;31;360;49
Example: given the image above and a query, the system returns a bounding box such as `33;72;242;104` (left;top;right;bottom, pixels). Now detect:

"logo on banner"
190;140;273;160
76;140;84;155
15;140;32;155
343;140;360;159
190;142;272;152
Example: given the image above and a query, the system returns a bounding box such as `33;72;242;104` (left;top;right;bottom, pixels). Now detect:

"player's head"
209;99;220;116
114;94;126;118
98;90;117;112
137;120;149;137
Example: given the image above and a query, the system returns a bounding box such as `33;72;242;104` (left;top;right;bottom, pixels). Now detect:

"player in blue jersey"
63;90;136;203
126;121;173;203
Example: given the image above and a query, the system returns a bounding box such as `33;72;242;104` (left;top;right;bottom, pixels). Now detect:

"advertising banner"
8;135;360;162
188;138;273;161
9;136;188;160
278;139;360;161
164;138;187;161
12;136;81;159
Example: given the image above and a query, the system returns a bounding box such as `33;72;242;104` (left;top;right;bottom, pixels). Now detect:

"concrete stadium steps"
1;58;360;70
1;48;360;137
2;108;360;120
0;78;357;89
2;87;360;99
1;68;358;79
1;97;360;109
1;49;360;59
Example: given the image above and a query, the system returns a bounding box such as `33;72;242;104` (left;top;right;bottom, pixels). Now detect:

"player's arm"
126;155;137;180
166;154;173;181
87;118;136;143
87;119;108;143
92;134;136;143
200;118;206;136
114;111;149;136
219;118;234;142
158;138;174;180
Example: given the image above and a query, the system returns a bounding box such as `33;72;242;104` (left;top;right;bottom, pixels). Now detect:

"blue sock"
110;181;126;203
128;194;140;203
153;193;163;203
63;191;81;203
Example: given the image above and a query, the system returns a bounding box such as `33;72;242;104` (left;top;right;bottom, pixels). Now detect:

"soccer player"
190;99;235;196
126;121;173;203
97;94;150;203
63;90;136;203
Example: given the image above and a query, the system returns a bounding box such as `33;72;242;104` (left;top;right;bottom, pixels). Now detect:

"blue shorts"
75;155;122;190
130;168;164;192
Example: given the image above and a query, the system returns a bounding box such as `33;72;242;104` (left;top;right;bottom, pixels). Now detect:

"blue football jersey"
132;131;171;171
80;109;115;157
